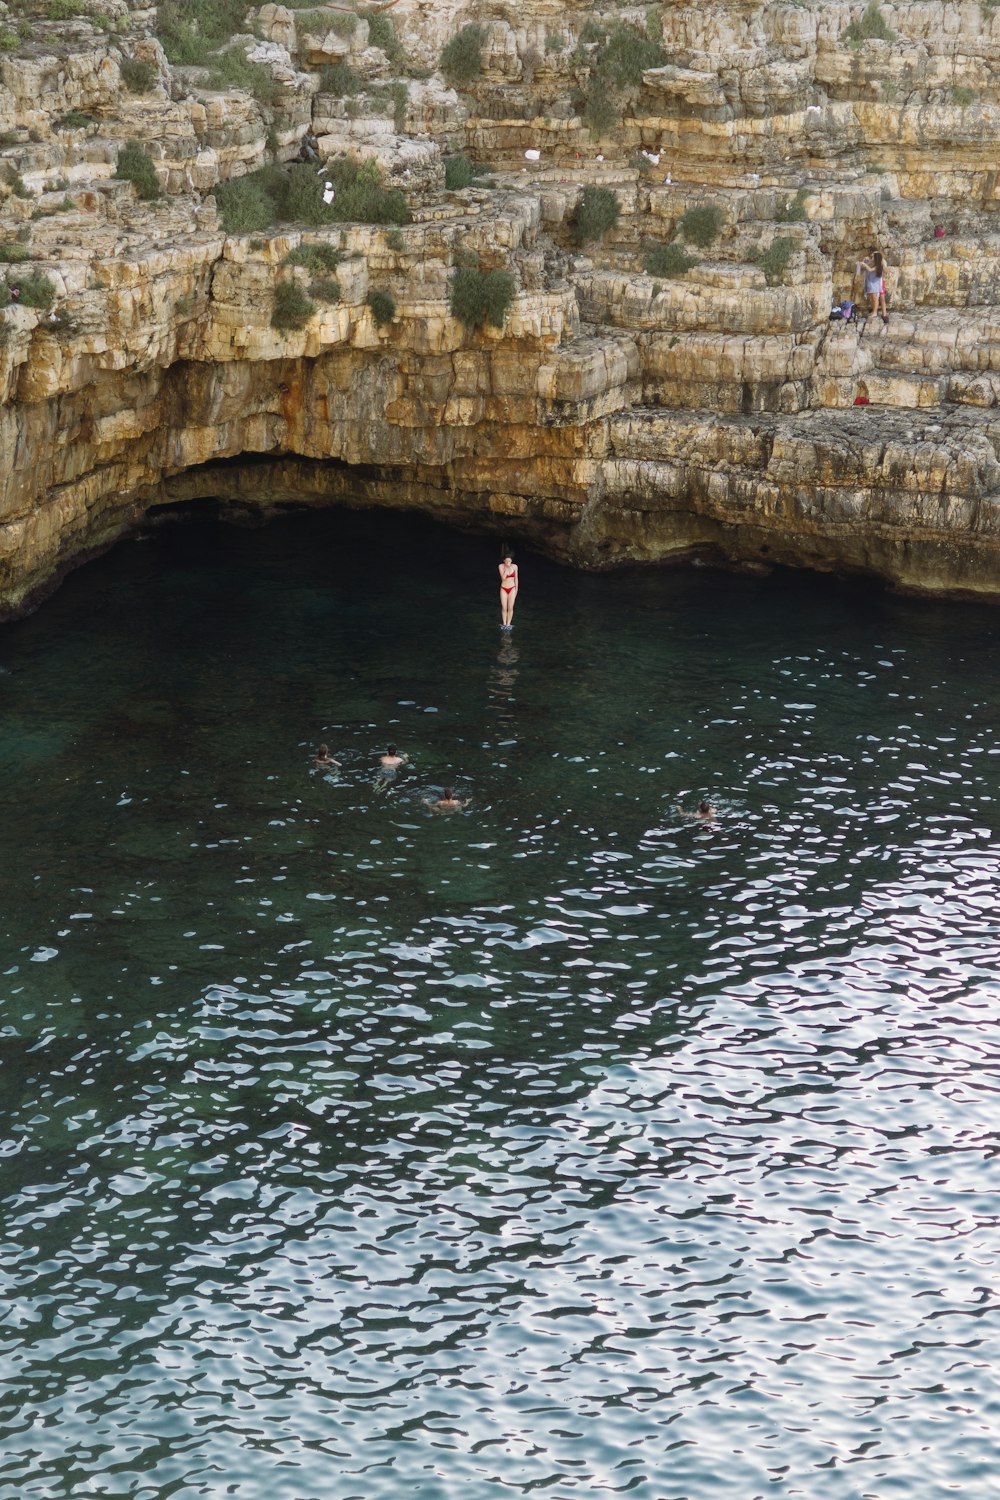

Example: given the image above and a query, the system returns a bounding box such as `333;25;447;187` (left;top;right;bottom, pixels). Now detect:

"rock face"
4;0;1000;613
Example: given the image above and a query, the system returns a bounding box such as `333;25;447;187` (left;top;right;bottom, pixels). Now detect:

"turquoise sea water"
1;510;999;1499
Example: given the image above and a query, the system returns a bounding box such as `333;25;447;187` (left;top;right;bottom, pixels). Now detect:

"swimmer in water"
425;786;469;812
379;744;409;771
499;551;518;629
314;744;339;770
677;798;715;823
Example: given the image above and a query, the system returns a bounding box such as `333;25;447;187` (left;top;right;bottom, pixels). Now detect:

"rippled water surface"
2;511;1000;1500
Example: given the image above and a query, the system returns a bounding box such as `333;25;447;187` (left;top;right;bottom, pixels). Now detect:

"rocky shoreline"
4;0;1000;615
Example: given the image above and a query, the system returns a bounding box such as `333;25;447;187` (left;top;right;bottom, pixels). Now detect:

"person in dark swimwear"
314;744;339;769
425;786;469;811
677;798;715;823
379;744;409;771
499;552;518;629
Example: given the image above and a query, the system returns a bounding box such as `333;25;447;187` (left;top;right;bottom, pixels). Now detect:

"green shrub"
385;228;404;251
215;176;272;232
363;7;404;65
11;268;56;309
120;57;157;93
47;0;84;17
367;287;395;324
0;30;19;51
115;141;161;200
843;3;896;43
755;235;796;283
208;47;280;106
444;153;478;190
545;30;564;52
283;241;340;272
57;110;93;129
775;186;813;222
952;85;976;106
571;185;621;246
450;263;515;329
309;276;340;302
155;0;249;63
575;20;666;136
215;159;410;232
679;202;724;247
599;23;666;87
2;164;31;199
643;240;698;278
441;22;486;87
318;60;361;96
0;244;32;262
271;280;315;330
390;80;408;132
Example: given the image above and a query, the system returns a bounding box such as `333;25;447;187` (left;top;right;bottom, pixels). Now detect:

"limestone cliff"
4;0;1000;613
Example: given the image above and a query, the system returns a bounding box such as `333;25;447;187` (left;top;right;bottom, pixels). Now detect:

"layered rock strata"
4;0;1000;613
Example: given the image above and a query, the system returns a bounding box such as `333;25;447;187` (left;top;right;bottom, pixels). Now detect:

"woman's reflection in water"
488;634;519;728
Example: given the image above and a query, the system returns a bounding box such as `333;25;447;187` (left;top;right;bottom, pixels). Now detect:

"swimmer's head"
319;744;329;756
386;744;397;757
443;787;453;799
698;800;712;814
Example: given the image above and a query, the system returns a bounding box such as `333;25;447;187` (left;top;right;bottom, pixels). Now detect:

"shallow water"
1;511;999;1500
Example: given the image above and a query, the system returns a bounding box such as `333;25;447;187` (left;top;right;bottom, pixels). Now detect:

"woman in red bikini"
498;552;518;629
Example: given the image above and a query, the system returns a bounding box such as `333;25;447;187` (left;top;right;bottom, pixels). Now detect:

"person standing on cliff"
499;552;518;629
857;248;889;323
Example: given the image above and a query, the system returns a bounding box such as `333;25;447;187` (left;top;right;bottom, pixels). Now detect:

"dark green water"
2;511;999;1500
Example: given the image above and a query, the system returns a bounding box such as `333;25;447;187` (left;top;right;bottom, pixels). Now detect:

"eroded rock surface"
4;0;1000;612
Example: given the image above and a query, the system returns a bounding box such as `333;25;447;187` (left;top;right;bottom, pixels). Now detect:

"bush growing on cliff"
271;280;315;330
363;7;404;65
367;288;395;324
679;202;724;248
0;243;32;262
450;262;515;330
775;186;813;222
9;269;56;309
754;235;796;283
215;176;272;232
444;154;483;190
216;160;409;233
441;22;486;87
208;47;280;106
115;141;161;200
120;56;157;94
643;240;698;278
283;241;341;273
571;185;621;246
843;3;896;44
576;20;666;136
156;0;248;62
309;276;340;303
318;61;361;96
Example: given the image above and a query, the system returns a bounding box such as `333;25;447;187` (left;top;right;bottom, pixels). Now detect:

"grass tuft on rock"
283;241;341;273
155;0;249;62
843;3;896;44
